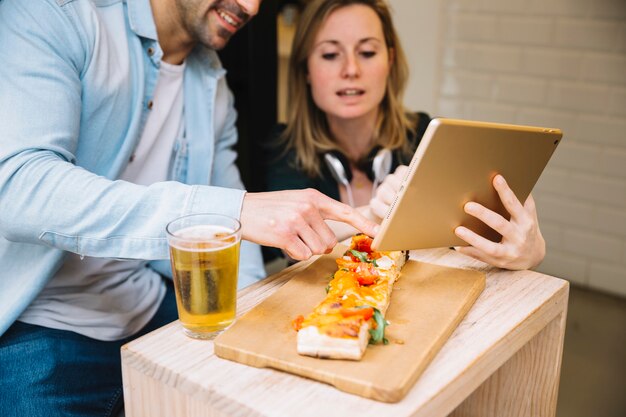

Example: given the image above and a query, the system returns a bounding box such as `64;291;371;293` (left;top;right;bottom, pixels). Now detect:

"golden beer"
166;216;241;339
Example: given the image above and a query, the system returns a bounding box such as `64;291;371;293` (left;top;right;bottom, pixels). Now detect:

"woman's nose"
341;55;360;79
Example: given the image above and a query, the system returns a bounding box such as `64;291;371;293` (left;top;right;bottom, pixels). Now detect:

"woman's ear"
388;47;395;67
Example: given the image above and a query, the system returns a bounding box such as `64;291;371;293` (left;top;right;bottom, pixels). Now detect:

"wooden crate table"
121;248;569;417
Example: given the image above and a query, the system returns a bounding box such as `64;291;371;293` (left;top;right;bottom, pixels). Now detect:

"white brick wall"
435;0;626;296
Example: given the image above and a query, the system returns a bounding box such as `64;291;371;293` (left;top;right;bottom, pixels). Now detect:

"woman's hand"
369;165;408;220
454;175;545;270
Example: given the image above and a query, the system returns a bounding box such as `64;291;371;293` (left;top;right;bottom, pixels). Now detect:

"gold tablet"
371;118;562;251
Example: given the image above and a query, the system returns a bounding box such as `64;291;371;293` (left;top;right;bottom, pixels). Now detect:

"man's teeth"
218;10;238;27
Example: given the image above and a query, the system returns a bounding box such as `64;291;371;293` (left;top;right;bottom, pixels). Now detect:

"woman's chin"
326;107;377;123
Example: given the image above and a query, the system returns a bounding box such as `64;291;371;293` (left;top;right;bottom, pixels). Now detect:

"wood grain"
121;248;569;417
213;245;485;402
450;308;568;417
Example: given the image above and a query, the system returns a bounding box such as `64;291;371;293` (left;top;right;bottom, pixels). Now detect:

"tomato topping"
355;263;379;285
291;315;304;331
336;257;362;271
340;307;374;321
357;275;376;285
351;234;373;254
336;259;379;285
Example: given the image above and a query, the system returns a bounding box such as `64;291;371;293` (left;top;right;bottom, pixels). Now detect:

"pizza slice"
292;234;408;360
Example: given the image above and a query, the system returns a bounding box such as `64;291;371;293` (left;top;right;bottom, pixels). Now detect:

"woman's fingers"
369;165;409;219
453;177;546;270
455;226;504;259
493;175;525;220
463;201;512;238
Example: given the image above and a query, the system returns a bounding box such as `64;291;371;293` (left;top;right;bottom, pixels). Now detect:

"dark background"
219;0;280;193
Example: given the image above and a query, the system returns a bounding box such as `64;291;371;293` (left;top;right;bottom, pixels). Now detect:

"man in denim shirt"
0;0;379;415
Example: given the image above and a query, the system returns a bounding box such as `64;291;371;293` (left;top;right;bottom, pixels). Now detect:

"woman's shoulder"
263;124;319;192
263;123;299;170
407;111;431;149
265;123;288;146
262;123;289;156
415;111;431;134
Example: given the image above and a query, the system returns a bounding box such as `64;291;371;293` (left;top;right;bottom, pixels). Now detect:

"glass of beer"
165;213;241;339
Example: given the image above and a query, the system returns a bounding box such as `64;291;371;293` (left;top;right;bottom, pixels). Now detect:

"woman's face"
307;4;391;124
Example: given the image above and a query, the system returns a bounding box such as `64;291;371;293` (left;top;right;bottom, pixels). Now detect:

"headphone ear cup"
324;151;356;207
371;148;392;184
323;151;352;185
324;150;352;185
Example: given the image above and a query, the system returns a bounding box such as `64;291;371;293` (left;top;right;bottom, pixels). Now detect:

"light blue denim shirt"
0;0;266;336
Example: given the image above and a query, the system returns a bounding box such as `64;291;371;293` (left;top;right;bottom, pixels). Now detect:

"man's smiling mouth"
216;8;241;28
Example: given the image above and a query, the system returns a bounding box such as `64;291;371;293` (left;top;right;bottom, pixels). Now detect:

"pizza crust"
297;322;370;360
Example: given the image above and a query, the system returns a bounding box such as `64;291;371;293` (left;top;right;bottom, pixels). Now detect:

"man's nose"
237;0;261;17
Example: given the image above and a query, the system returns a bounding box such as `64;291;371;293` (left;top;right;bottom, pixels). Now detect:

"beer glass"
166;213;241;339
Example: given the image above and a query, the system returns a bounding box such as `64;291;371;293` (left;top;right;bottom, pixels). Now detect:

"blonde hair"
281;0;415;178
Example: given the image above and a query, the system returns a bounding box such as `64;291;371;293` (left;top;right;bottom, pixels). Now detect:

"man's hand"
454;175;546;270
240;189;379;260
369;165;408;220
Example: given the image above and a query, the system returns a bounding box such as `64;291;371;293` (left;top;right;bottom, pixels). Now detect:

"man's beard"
194;0;251;50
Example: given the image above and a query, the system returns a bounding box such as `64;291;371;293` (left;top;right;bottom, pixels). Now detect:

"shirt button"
147;100;153;109
129;154;135;163
147;47;155;56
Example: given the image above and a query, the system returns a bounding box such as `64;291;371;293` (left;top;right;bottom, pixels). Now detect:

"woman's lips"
337;88;365;97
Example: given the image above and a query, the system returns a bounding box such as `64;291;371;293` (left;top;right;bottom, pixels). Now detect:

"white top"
19;61;186;341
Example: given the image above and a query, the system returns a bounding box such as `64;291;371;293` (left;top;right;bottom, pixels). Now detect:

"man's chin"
203;33;233;51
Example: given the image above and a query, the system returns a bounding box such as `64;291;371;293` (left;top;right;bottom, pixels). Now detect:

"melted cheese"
296;235;407;359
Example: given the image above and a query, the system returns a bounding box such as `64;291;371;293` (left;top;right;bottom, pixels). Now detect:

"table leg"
449;307;568;417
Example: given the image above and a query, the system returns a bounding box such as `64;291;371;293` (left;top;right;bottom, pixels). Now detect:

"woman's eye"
360;51;376;58
321;52;338;60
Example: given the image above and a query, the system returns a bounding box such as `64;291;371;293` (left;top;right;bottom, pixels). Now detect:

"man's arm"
209;81;265;286
0;0;243;260
0;0;378;264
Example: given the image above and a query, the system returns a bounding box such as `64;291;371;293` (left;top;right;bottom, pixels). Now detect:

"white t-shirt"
19;61;186;341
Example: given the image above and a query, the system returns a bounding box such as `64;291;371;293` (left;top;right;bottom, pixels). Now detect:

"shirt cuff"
186;185;246;221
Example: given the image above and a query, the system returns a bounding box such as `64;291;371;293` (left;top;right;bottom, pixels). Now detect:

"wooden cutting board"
214;246;485;403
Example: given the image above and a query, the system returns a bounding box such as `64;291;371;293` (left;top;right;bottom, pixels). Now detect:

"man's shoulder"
23;0;123;9
2;0;123;26
55;0;124;7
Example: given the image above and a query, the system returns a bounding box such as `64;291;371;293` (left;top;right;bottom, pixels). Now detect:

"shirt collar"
127;0;158;41
126;0;226;78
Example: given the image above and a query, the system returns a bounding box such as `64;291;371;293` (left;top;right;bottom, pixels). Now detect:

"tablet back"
372;118;562;251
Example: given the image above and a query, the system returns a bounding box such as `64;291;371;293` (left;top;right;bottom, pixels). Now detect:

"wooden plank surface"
213;245;485;402
450;307;568;417
121;248;569;417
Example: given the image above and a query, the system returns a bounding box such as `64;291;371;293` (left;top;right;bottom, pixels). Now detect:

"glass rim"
165;213;242;240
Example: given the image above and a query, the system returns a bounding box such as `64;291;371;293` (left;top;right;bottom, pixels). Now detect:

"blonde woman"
265;0;545;270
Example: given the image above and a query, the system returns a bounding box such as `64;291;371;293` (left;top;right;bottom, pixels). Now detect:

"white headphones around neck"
323;148;392;207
